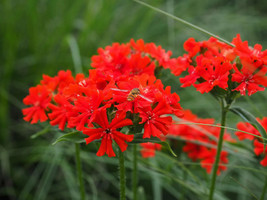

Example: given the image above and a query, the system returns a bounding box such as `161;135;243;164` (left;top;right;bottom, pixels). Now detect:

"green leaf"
130;134;177;157
31;126;50;139
230;107;267;146
52;131;87;145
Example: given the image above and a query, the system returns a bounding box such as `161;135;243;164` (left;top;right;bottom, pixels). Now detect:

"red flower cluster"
22;39;183;157
235;117;267;166
170;35;267;96
169;110;234;175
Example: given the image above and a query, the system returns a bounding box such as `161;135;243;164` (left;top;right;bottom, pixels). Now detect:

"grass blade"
67;35;83;74
133;0;234;47
230;176;259;200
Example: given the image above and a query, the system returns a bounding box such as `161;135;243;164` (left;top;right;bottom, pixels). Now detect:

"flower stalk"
75;143;85;200
208;99;230;200
118;148;126;200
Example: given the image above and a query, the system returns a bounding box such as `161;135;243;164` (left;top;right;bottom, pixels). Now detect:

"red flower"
183;37;201;57
193;56;232;93
199;149;228;175
127;53;155;76
235;121;259;141
180;54;233;93
183;143;207;161
91;43;131;80
232;34;267;68
41;70;75;93
131;39;177;70
180;65;200;87
170;55;191;76
48;94;73;131
22;85;51;124
130;39;146;52
235;117;267;167
68;90;104;131
202;37;234;59
144;42;173;68
254;140;267;167
156;85;183;117
138;101;172;138
92;40;176;82
140;142;162;158
232;63;267;96
83;109;134;157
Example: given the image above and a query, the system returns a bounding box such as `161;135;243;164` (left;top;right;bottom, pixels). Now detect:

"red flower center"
243;74;254;83
105;128;111;134
34;101;40;107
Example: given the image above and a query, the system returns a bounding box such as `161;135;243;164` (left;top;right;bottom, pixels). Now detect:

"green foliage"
52;131;87;145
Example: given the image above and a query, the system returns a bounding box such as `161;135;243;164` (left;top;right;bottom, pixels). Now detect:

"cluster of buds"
22;39;183;157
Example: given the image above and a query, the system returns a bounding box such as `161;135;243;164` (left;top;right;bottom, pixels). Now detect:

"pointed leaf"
52;131;87;145
31;126;50;139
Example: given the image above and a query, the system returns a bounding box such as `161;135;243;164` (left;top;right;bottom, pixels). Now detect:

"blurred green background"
1;0;267;199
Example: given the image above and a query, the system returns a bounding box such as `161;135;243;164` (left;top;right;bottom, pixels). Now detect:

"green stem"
260;176;267;200
208;100;229;200
132;144;138;200
75;143;85;200
118;148;126;200
133;0;234;47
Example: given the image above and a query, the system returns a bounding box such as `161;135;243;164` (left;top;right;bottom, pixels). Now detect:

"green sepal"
230;106;267;149
130;133;177;157
52;131;87;145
